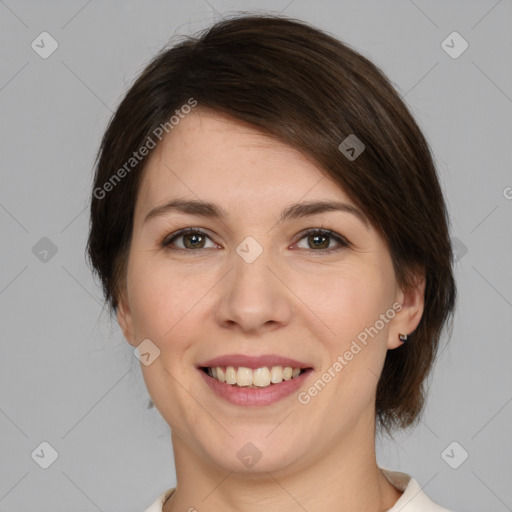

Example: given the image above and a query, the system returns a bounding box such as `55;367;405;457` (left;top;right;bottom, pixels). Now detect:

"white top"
143;467;454;512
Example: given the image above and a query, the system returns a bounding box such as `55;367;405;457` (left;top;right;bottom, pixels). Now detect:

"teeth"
206;365;305;387
225;366;237;384
270;366;283;383
253;367;271;387
237;367;253;387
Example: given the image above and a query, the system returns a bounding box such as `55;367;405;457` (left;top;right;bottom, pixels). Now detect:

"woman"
87;14;456;512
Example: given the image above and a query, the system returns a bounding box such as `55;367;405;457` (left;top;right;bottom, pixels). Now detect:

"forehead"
135;109;356;217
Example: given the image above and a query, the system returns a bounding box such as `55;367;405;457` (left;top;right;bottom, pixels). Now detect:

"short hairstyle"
86;13;456;435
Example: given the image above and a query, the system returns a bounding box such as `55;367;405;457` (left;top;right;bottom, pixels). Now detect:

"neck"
163;409;402;512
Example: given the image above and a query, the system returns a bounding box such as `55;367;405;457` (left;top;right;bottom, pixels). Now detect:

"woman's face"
117;109;423;474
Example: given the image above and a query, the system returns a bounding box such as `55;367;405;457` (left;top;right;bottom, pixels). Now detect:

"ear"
387;268;426;350
116;289;137;347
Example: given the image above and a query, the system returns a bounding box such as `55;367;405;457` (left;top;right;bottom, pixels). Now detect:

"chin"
200;428;307;475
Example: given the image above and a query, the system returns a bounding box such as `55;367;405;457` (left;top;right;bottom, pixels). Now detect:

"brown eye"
182;232;206;249
307;233;330;249
296;229;349;252
163;229;216;250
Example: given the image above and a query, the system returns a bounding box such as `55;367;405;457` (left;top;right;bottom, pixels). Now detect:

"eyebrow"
144;198;370;229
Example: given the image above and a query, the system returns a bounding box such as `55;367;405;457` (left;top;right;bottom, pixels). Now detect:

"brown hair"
86;13;456;435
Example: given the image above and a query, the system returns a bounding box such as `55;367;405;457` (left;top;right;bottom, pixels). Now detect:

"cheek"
126;252;213;347
308;262;394;386
126;254;211;423
304;260;394;343
289;261;395;437
327;265;394;375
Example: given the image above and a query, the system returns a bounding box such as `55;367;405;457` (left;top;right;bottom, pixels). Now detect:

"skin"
116;109;425;512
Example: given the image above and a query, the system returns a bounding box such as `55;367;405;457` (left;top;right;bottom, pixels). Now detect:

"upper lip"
198;354;313;370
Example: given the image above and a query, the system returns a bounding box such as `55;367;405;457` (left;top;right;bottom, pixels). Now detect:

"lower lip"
198;368;313;406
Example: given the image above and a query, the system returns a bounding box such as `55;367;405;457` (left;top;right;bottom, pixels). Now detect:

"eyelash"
161;227;350;254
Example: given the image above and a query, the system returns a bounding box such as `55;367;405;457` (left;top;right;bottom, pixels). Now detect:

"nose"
215;241;293;334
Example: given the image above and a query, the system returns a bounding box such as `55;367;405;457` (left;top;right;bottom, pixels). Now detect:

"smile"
197;354;314;406
202;365;306;387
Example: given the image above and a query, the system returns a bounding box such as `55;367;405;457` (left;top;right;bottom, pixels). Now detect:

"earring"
398;333;408;343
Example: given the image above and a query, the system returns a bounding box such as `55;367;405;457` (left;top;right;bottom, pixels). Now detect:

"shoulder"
143;488;175;512
380;467;456;512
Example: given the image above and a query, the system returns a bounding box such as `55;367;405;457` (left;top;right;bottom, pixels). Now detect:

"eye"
162;228;217;251
162;227;350;253
294;228;350;253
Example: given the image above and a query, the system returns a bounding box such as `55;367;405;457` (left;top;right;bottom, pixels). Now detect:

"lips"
198;354;313;370
196;353;314;406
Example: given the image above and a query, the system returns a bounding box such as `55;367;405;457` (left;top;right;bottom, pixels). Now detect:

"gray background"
1;0;511;511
